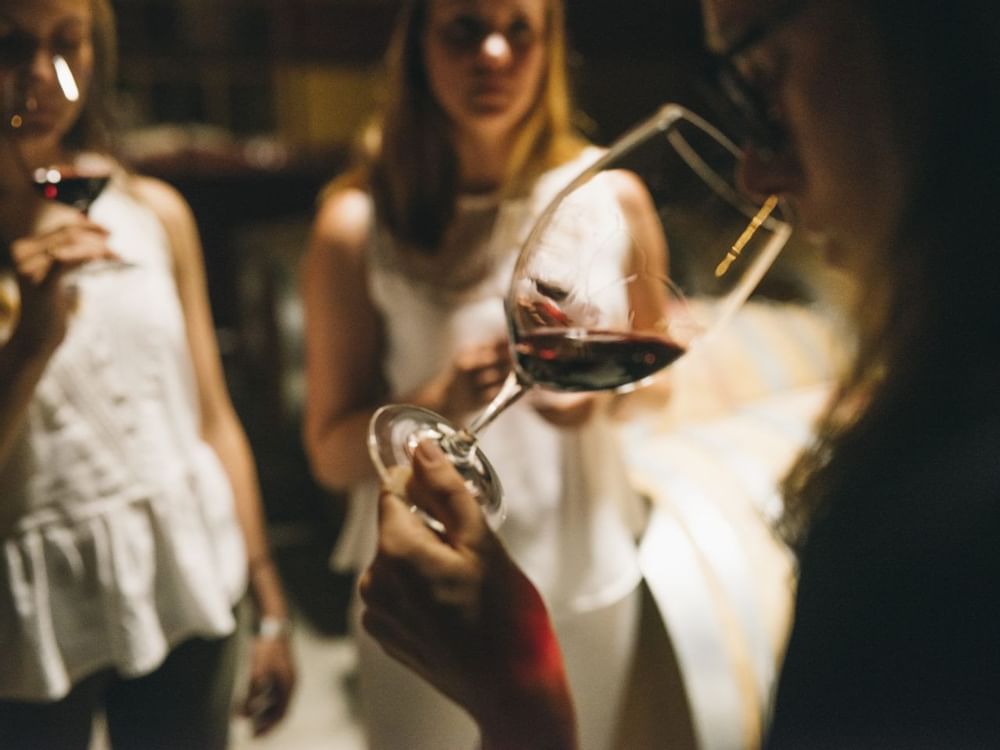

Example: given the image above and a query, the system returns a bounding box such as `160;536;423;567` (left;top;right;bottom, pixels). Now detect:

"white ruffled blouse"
0;178;246;701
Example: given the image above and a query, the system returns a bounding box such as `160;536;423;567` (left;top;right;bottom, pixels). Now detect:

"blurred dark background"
109;0;716;635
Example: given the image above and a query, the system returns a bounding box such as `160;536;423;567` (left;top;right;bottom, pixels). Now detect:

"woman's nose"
479;31;513;68
22;51;78;101
26;48;57;82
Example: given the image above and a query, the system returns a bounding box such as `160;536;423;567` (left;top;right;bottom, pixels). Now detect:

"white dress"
0;178;246;701
336;149;643;750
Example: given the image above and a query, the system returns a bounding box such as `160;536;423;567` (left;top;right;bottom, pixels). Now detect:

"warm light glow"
53;55;80;102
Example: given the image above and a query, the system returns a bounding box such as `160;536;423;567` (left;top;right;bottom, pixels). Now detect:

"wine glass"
369;103;793;528
32;154;110;214
4;54;133;274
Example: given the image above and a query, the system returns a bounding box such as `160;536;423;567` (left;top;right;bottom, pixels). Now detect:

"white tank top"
0;176;245;701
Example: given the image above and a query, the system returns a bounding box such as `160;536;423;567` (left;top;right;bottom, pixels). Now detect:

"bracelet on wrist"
256;615;293;640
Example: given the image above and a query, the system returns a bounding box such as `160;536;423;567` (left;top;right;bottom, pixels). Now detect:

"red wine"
515;328;685;391
33;170;110;213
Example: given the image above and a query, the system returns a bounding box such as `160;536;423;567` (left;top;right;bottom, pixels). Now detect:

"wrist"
247;555;289;621
255;614;293;641
476;565;577;749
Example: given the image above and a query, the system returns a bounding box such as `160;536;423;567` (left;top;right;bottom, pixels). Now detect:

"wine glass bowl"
32;163;110;214
369;103;793;526
507;104;790;396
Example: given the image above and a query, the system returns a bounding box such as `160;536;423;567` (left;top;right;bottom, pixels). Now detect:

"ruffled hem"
0;447;246;702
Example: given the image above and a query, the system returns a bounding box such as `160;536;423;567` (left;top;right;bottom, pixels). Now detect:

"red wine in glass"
32;167;110;214
32;163;136;274
369;104;793;527
515;329;686;392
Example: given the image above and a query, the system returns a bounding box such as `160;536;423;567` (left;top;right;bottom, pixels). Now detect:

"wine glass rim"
571;104;787;227
504;101;795;387
509;103;790;291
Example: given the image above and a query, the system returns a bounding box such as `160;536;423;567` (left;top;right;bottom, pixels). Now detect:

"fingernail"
415;439;445;463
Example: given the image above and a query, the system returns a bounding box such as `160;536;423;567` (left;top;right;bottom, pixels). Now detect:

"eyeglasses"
713;0;809;154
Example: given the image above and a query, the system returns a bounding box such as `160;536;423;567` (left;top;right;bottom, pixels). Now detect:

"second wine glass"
369;103;793;528
5;53;133;274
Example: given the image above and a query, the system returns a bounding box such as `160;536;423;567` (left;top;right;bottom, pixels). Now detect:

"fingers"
373;484;467;576
455;340;512;391
358;540;448;663
435;339;512;416
10;222;113;283
367;474;488;615
243;678;281;736
408;440;487;544
241;639;296;736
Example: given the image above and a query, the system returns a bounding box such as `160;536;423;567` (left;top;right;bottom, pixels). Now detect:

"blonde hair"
64;0;117;153
339;0;586;250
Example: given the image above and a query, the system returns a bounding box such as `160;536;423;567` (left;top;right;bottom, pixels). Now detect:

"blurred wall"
112;0;713;150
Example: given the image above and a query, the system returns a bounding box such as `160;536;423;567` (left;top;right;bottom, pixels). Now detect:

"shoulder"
121;174;206;275
305;185;374;280
313;185;372;253
124;174;195;232
603;168;655;215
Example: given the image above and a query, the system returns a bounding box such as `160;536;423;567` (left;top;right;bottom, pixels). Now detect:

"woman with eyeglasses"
302;1;669;749
357;0;1000;747
0;0;295;746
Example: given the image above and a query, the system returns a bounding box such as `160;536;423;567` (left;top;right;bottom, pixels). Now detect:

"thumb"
408;439;486;543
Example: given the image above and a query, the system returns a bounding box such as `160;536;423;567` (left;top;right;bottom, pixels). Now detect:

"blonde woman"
302;1;666;748
0;0;294;746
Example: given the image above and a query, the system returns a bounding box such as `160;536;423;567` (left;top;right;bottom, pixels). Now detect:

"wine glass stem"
466;371;526;435
440;371;527;457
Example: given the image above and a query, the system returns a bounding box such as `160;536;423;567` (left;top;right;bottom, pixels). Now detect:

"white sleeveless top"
0;178;246;701
334;149;643;616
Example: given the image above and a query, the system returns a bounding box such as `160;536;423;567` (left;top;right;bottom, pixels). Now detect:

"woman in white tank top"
0;0;294;746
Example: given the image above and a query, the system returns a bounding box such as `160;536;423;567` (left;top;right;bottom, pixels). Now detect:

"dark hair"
779;0;1000;547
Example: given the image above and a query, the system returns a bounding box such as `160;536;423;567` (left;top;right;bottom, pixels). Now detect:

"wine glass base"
368;404;506;529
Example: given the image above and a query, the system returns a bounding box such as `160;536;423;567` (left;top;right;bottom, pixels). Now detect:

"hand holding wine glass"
422;337;513;425
369;104;792;527
0;63;119;352
3;51;131;275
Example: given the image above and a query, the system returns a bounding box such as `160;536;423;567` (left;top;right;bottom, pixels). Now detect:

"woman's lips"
17;101;61;120
468;83;511;110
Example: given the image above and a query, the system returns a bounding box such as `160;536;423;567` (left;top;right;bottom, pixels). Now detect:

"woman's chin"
11;130;62;164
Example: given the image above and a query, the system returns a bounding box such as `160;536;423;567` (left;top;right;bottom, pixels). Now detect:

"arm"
301;187;384;491
130;176;294;735
0;201;116;467
360;440;578;750
301;188;511;491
